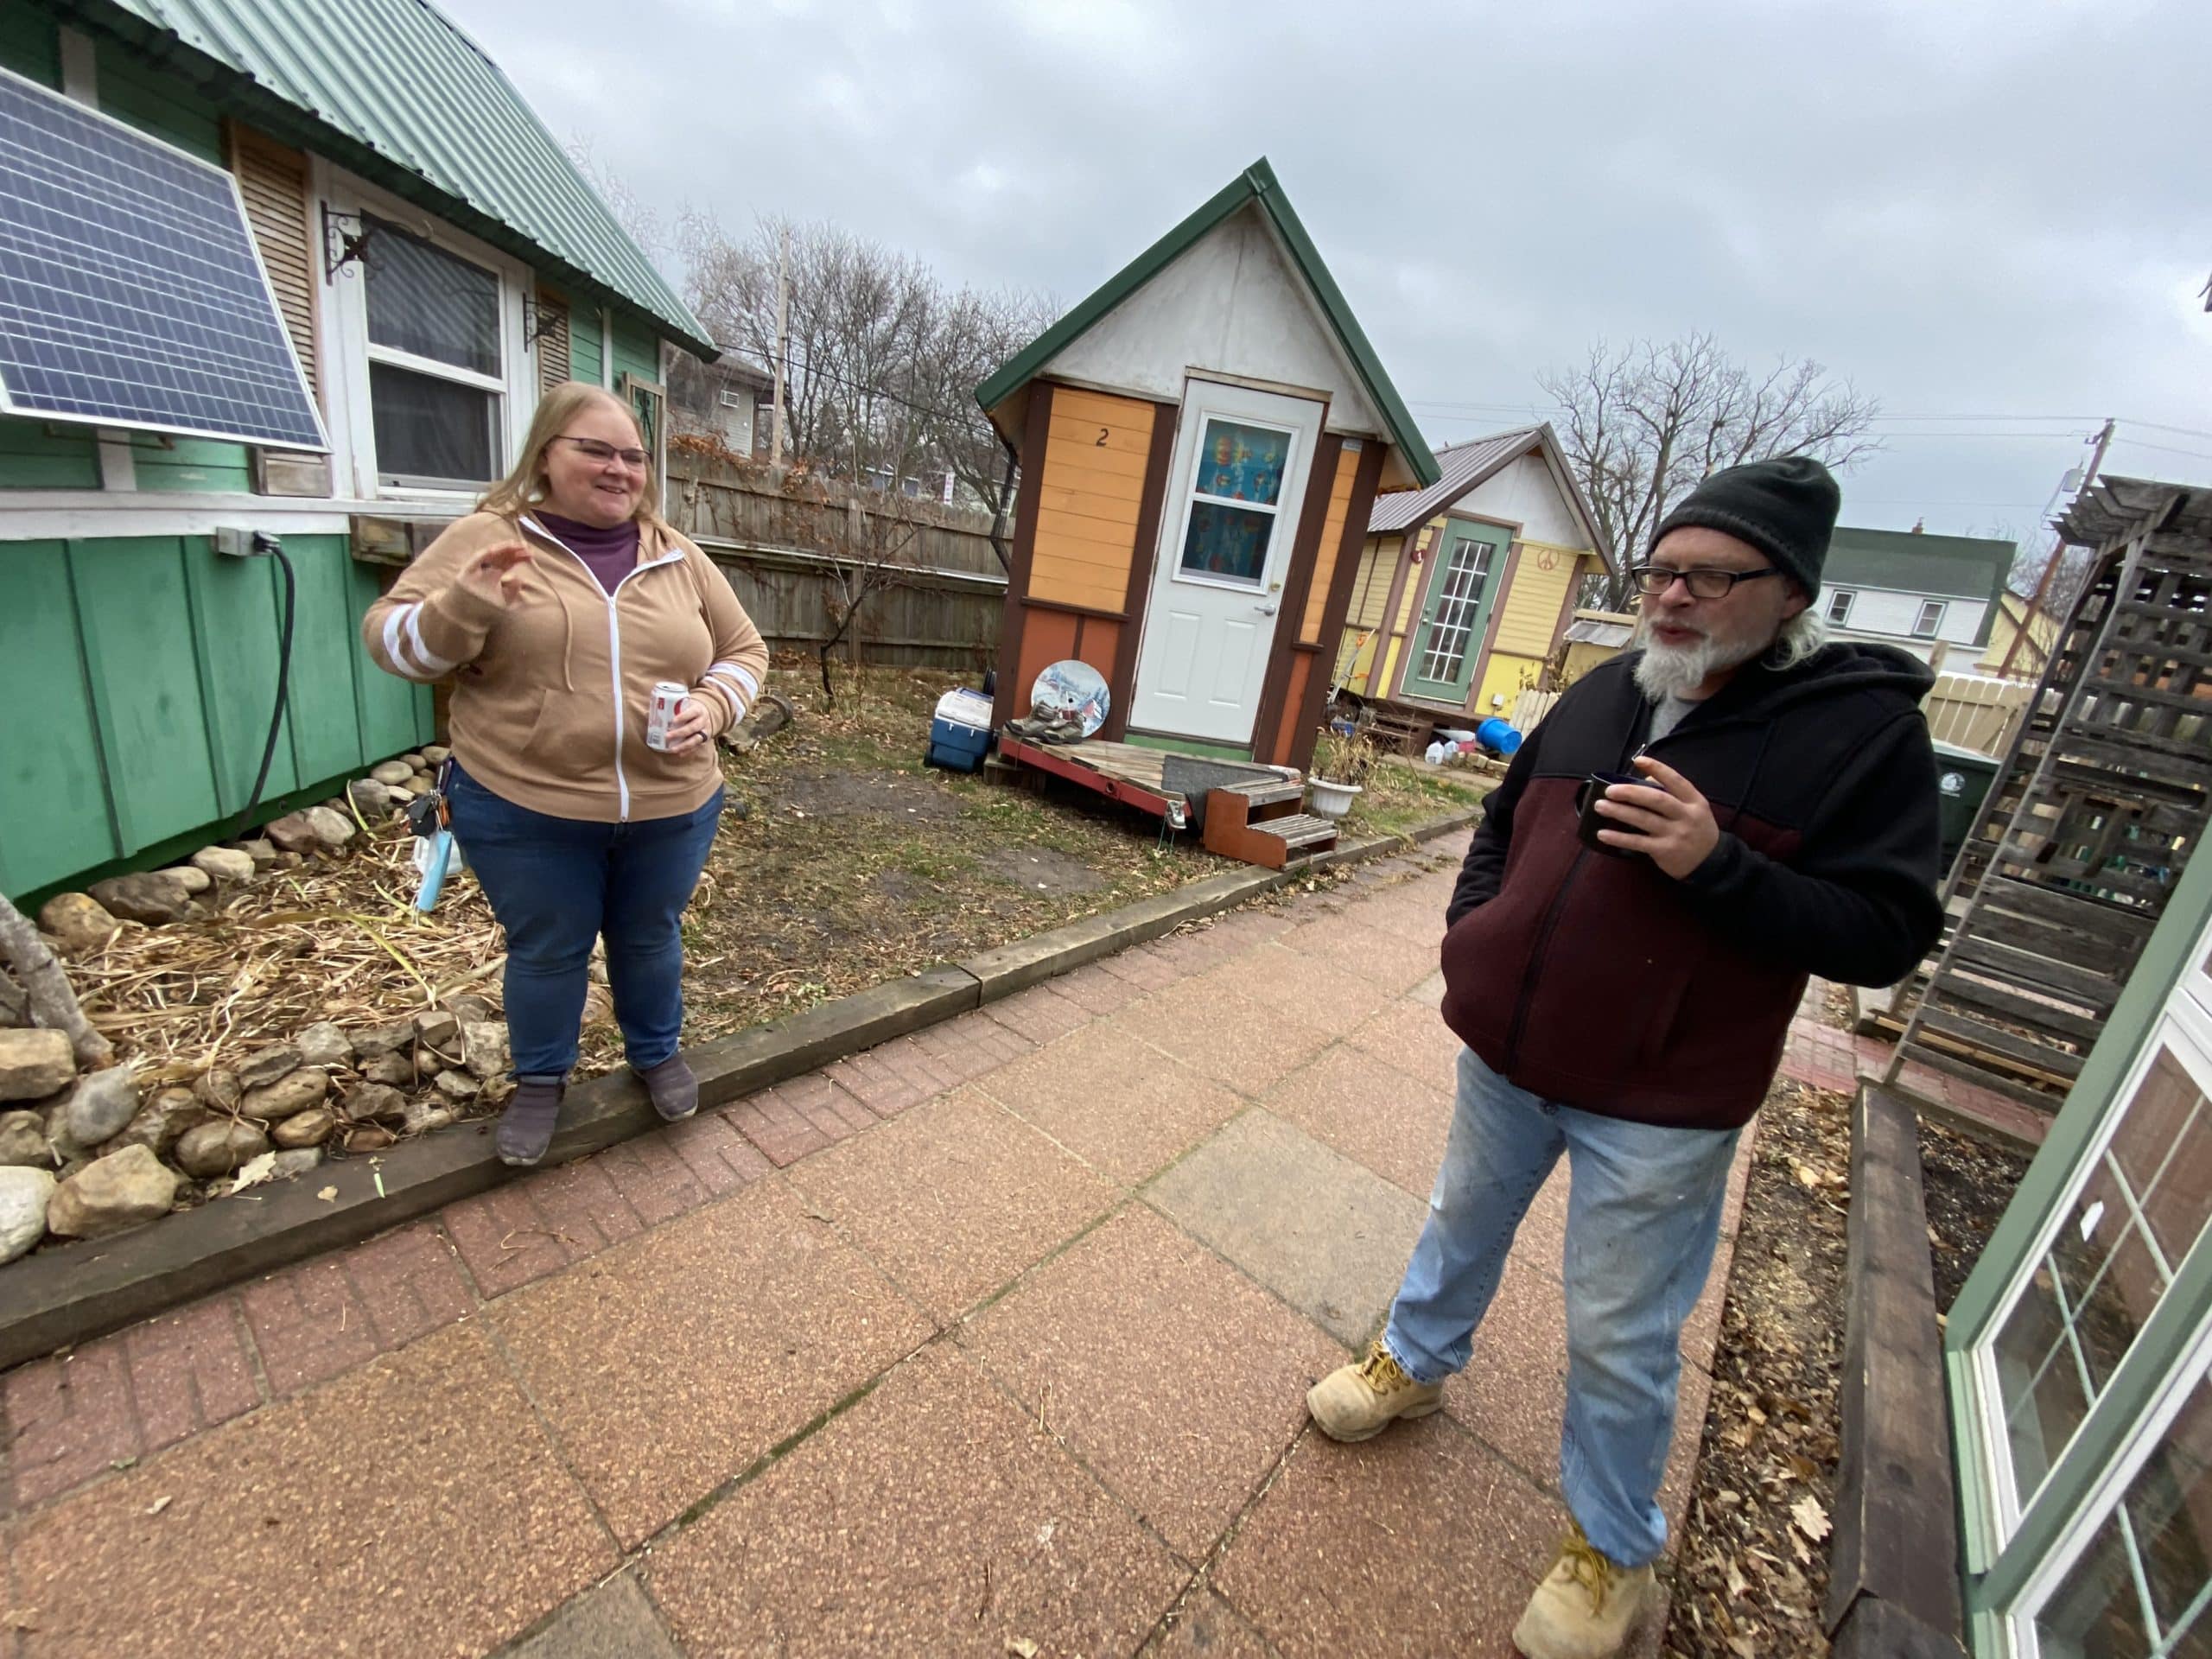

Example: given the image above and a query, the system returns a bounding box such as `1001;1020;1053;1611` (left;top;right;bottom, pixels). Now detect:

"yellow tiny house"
1335;423;1615;731
975;160;1437;773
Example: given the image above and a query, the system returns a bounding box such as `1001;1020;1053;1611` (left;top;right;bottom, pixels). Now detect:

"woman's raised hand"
458;542;532;607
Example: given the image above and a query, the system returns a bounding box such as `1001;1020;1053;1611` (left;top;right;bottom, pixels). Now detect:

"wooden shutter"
535;287;572;391
227;125;319;403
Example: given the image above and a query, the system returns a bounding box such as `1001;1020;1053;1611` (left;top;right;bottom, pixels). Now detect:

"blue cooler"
927;688;995;772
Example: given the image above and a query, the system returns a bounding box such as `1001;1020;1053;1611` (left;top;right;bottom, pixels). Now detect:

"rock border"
0;809;1479;1370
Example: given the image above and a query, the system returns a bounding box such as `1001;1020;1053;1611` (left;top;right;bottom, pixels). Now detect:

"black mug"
1576;770;1658;859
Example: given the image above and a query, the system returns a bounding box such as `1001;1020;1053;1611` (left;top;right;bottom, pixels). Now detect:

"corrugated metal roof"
75;0;712;354
1563;614;1634;648
1365;426;1539;532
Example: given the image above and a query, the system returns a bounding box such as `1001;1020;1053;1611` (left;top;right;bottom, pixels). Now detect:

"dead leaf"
1794;1163;1821;1188
1726;1560;1750;1599
4;1610;37;1633
1007;1641;1040;1659
145;1494;173;1516
317;1185;338;1203
226;1151;279;1196
1791;1494;1831;1542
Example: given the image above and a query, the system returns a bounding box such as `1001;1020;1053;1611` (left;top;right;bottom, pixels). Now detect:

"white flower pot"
1307;778;1362;820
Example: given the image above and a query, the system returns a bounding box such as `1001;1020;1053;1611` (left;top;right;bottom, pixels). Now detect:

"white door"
1129;382;1324;747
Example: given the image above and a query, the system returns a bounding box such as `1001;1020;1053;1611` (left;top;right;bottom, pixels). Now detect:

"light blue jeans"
1383;1046;1738;1567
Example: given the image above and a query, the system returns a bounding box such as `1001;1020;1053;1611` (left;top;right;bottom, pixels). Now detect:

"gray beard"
1634;630;1766;699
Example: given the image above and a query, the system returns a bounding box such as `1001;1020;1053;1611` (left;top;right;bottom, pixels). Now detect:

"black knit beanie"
1649;456;1841;598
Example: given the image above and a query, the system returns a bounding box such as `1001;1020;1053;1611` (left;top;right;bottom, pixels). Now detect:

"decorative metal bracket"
524;298;568;350
321;205;372;281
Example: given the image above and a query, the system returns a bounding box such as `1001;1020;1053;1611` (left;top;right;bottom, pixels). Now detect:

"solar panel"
0;66;327;452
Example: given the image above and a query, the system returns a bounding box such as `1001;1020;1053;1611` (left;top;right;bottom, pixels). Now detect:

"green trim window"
1951;872;2212;1657
1402;520;1509;704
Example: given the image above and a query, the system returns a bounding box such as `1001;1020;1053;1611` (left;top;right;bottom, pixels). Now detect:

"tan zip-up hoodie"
361;511;768;823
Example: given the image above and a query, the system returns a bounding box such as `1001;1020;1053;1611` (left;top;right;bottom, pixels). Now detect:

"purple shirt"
533;512;640;596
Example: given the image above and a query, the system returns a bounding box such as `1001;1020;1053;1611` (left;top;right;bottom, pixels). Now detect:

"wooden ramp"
995;738;1338;868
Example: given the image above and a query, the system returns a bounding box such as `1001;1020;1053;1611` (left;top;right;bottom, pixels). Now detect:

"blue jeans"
1383;1046;1738;1567
445;763;723;1082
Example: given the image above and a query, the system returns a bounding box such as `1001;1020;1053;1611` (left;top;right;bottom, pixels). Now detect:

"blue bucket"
1475;717;1522;757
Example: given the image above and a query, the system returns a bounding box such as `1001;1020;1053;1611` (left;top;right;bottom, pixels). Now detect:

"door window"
1177;417;1294;588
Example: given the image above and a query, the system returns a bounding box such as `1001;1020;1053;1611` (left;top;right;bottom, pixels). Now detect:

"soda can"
645;681;689;752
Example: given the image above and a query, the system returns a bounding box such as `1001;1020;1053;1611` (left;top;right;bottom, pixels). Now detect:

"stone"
45;1146;180;1238
190;846;257;884
162;865;213;896
63;1069;140;1147
236;1044;302;1090
370;760;416;787
348;779;399;815
447;994;495;1026
404;777;435;798
0;1028;74;1103
238;1066;328;1124
263;811;321;855
414;1009;461;1049
0;969;25;1028
0;1165;54;1263
359;1052;416;1087
296;1021;353;1069
272;1107;335;1148
233;838;279;870
403;1100;456;1136
479;1075;517;1109
422;745;451;766
461;1021;509;1081
352;1020;415;1056
37;892;123;952
346;1084;409;1126
175;1120;270;1179
88;872;194;925
346;1124;397;1153
402;751;429;768
271;1147;324;1179
302;806;357;850
99;1088;209;1159
194;1068;244;1114
0;1109;51;1166
433;1069;481;1103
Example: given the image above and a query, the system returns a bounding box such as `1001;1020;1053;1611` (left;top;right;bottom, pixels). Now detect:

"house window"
1827;590;1855;626
362;215;503;488
1916;600;1948;639
1178;416;1294;587
719;389;747;409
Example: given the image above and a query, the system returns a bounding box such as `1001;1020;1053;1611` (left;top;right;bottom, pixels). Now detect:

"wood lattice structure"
1885;477;2212;1116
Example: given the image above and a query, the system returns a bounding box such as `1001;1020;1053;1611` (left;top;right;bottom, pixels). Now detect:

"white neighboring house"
1819;526;2016;668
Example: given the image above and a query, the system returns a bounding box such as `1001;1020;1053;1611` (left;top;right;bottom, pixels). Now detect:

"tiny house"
974;159;1438;774
1333;423;1615;728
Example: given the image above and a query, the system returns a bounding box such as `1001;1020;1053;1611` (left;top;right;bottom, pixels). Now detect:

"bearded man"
1306;457;1943;1659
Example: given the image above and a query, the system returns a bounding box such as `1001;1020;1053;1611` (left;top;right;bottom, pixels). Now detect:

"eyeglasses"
1630;563;1781;601
553;435;649;470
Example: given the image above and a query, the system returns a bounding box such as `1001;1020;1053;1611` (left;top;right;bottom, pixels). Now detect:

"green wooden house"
0;0;712;902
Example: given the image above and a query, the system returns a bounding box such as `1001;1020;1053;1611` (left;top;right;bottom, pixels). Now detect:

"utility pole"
1999;417;2113;681
770;224;790;470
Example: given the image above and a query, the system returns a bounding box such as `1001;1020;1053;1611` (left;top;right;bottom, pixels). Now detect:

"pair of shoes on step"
1004;710;1085;744
492;1054;700;1167
1307;1340;1656;1659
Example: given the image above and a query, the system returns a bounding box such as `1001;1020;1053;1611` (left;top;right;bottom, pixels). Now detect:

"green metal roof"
62;0;714;357
975;158;1440;490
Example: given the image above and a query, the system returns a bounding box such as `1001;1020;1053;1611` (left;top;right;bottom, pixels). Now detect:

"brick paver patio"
1;851;1751;1657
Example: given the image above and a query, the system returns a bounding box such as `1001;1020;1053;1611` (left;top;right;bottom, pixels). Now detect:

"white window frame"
1916;599;1948;639
1827;589;1856;626
315;163;537;502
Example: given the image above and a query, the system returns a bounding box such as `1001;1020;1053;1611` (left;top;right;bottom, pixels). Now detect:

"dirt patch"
1666;1079;1850;1658
778;769;961;820
1921;1120;2031;1313
977;846;1110;895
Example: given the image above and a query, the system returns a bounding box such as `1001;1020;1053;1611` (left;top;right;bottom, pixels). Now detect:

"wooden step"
1927;969;2105;1044
1254;813;1339;851
1228;779;1305;810
1913;1007;2085;1083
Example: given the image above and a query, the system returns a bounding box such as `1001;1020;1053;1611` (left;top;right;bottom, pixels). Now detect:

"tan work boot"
1512;1522;1655;1659
1306;1339;1445;1441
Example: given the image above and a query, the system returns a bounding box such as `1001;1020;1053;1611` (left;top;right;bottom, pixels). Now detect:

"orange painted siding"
1030;388;1156;613
1012;609;1081;719
1300;446;1362;645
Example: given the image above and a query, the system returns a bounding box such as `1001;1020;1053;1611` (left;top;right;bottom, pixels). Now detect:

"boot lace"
1557;1525;1621;1614
1355;1341;1416;1394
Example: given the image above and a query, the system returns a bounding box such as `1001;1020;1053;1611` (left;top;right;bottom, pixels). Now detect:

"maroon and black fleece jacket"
1440;643;1945;1131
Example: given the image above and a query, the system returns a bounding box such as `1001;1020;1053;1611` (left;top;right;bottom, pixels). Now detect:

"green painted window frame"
1401;518;1509;704
1948;840;2212;1657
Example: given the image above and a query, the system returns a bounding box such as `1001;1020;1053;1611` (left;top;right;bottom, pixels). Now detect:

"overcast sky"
453;0;2212;549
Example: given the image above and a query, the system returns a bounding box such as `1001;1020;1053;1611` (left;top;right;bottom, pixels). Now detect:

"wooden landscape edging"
0;806;1482;1371
1825;1082;1969;1651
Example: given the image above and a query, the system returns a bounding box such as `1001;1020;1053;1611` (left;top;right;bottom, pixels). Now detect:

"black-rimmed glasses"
1630;563;1781;601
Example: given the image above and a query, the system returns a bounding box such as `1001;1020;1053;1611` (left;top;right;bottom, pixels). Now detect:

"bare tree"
566;136;666;264
1541;334;1882;610
815;492;925;706
677;212;1055;506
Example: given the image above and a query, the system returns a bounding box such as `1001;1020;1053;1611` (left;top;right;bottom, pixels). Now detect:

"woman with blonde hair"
364;382;768;1166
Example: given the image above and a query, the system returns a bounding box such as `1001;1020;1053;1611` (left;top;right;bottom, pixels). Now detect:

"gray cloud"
463;0;2212;543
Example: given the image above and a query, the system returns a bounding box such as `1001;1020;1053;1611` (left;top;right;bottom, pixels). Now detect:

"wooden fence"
667;450;1007;671
1511;671;2029;758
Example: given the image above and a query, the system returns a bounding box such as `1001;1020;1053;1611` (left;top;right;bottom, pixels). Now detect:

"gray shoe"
632;1054;698;1122
494;1079;564;1166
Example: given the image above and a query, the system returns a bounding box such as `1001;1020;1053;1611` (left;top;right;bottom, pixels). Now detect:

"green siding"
129;433;252;493
610;317;660;390
91;36;223;162
0;535;434;899
0;7;60;86
0;418;99;490
569;308;605;389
